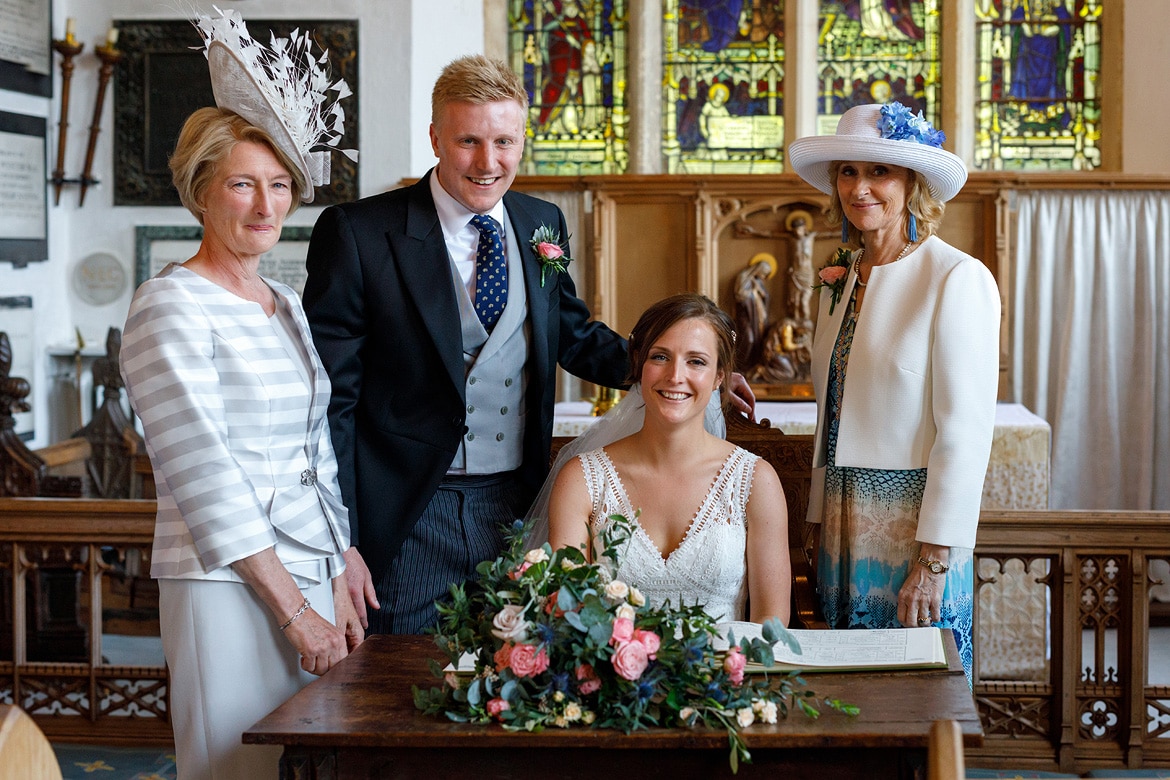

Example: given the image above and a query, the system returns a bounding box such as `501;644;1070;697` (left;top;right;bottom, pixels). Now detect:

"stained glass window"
662;0;786;174
974;0;1101;170
509;0;629;175
816;1;942;136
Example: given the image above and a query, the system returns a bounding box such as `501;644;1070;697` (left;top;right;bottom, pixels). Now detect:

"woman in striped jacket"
119;13;359;779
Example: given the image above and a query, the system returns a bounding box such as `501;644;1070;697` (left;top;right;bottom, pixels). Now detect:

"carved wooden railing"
0;498;169;745
969;510;1170;774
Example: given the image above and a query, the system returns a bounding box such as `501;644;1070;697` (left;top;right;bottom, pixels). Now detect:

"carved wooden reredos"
512;172;1008;394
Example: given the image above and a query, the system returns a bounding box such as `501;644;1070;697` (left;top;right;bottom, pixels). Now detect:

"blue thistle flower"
636;679;656;702
705;681;728;705
550;671;571;692
878;102;945;148
536;622;556;644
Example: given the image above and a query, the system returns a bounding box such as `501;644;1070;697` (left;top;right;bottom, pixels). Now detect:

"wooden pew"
0;329;148;500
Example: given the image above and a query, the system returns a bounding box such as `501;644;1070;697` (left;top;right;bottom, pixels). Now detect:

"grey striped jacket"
120;264;349;583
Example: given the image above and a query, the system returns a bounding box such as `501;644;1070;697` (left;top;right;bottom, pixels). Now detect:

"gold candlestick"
51;36;85;206
79;42;123;206
591;387;621;417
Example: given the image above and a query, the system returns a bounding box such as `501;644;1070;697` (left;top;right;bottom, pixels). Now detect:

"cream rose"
736;707;755;728
491;604;529;641
605;580;630;601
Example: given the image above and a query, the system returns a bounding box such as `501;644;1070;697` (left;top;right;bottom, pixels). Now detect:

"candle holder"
79;43;124;206
50;36;85;206
591;386;622;417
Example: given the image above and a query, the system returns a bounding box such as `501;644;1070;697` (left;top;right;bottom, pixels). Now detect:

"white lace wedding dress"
578;446;759;622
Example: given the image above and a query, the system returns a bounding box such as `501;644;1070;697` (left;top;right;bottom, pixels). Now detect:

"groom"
302;55;630;634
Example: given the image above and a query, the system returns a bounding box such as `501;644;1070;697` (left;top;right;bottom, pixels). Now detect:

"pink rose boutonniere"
530;224;573;287
813;247;855;315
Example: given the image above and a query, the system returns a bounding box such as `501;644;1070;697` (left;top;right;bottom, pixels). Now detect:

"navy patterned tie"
470;214;508;331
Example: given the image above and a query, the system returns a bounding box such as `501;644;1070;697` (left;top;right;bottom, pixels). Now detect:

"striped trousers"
367;472;524;635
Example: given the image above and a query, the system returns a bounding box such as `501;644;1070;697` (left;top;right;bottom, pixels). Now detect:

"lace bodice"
579;446;759;622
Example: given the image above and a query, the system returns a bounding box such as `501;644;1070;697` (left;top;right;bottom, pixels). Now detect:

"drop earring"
908;213;919;242
841;220;850;244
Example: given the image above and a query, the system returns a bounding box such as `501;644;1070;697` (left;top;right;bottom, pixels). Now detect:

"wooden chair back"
0;706;64;780
724;412;825;628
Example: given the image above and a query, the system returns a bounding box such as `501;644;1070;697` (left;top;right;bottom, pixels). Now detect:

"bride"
545;294;791;625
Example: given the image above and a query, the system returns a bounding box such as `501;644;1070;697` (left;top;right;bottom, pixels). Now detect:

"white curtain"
1013;191;1170;509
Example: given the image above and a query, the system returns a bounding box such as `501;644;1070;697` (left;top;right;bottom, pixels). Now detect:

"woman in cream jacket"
120;12;359;778
787;103;999;681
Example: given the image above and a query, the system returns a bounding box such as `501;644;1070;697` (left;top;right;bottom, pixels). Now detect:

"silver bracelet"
279;597;311;631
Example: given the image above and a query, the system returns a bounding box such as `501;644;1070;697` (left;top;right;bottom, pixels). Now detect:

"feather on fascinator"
193;6;357;203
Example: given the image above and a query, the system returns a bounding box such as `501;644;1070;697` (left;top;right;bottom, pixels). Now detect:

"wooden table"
244;634;983;779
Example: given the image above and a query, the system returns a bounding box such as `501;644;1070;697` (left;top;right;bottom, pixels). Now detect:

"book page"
718;622;947;672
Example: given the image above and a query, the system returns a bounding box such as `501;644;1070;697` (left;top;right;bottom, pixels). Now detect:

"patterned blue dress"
816;294;975;683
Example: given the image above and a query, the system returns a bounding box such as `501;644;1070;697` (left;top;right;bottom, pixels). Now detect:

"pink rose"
576;663;602;695
819;265;847;285
632;629;660;660
612;640;649;681
508;560;532;580
486;698;510;719
723;647;746;685
508;643;550;677
494;642;513;669
536;241;564;260
610;616;634;646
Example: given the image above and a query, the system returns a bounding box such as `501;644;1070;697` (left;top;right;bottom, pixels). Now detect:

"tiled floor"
52;744;175;780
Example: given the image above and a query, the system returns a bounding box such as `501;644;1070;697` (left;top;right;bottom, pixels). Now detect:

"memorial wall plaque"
0;0;51;96
113;19;358;207
0;110;48;267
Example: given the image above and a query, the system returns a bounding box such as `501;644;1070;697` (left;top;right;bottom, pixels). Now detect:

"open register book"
716;622;949;673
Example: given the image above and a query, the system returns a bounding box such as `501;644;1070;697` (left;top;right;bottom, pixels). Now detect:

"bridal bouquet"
414;515;857;773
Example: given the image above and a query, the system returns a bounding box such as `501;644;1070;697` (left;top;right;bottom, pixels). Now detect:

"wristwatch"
917;556;949;574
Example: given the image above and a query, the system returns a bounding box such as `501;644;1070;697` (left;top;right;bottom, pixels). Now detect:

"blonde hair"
169;107;305;224
431;55;529;126
825;161;945;245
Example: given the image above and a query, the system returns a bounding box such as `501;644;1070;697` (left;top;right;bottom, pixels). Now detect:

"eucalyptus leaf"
762;616;802;655
467;679;482;707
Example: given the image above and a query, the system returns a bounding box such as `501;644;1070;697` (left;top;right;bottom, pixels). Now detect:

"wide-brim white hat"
207;40;322;203
787;103;967;202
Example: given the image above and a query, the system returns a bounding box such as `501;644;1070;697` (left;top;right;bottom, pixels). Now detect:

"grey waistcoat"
448;223;529;474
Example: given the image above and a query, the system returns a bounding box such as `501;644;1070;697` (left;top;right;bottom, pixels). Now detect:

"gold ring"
917;618;930;626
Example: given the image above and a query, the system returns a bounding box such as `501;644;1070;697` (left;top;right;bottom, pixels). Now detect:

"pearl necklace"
854;241;915;288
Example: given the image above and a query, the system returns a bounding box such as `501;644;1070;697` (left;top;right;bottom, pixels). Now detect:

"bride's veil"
522;383;728;550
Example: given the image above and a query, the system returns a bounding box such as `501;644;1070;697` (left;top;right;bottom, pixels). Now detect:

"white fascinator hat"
787;103;966;203
193;8;358;203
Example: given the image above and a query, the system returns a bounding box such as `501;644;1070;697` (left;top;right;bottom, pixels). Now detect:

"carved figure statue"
731;252;776;368
749;320;812;384
785;209;835;325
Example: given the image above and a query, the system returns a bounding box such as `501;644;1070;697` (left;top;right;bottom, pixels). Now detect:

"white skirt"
159;569;334;780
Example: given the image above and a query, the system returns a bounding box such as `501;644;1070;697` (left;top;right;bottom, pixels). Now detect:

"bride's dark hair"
625;293;737;396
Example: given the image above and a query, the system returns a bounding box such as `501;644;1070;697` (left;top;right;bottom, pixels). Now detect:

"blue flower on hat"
878;103;946;148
